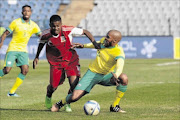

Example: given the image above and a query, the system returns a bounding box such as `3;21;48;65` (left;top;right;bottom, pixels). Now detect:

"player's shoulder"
100;37;105;43
30;20;39;26
62;25;74;31
116;45;124;51
41;28;51;36
111;45;124;53
30;19;36;24
11;18;21;23
115;45;125;56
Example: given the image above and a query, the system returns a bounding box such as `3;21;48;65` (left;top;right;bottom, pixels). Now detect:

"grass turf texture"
0;59;179;120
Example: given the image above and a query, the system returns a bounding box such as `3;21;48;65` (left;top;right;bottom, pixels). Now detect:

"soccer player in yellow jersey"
0;5;41;97
51;30;128;113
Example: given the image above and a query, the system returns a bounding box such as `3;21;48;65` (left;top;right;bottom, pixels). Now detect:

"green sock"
116;84;127;92
66;93;72;103
0;69;5;77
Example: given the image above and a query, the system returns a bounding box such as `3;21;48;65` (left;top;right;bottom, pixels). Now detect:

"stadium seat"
79;0;180;36
0;0;66;30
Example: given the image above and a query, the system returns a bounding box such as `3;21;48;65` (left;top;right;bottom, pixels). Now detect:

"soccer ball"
83;100;100;115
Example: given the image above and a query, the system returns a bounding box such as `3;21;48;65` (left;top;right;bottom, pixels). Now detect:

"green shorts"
75;69;115;93
4;51;29;67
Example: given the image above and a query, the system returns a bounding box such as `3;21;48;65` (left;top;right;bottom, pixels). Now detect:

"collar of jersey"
52;34;59;38
21;17;31;24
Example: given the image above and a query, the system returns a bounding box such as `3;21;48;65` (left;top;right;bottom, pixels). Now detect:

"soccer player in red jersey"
33;15;96;112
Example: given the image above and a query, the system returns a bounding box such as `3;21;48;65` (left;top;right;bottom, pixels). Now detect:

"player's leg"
51;89;86;112
101;72;128;112
111;73;128;113
7;52;28;97
64;64;80;112
66;60;81;93
68;76;80;93
45;84;57;109
51;69;99;112
63;76;80;112
45;66;64;109
63;60;80;112
0;52;16;78
8;65;28;97
0;67;12;78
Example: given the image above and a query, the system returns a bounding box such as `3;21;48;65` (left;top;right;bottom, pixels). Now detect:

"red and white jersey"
39;25;83;67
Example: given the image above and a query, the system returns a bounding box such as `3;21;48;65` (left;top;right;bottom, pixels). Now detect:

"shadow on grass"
0;108;51;112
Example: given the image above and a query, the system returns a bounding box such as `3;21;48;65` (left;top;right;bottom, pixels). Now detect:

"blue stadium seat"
79;0;180;36
0;0;69;31
0;1;8;9
2;20;10;28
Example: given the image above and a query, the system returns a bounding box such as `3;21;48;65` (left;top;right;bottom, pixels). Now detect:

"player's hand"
110;72;120;86
0;42;3;49
33;58;39;69
72;43;84;48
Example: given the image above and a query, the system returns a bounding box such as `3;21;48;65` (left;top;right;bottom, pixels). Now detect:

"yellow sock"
112;90;125;107
62;98;67;104
10;77;23;94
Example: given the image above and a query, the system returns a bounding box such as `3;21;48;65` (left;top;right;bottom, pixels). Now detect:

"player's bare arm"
72;41;101;49
33;43;45;69
33;32;51;69
72;43;84;48
83;29;101;49
0;30;10;49
115;58;125;77
110;58;125;86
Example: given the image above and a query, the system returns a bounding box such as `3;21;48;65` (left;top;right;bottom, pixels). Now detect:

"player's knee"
69;77;79;91
4;67;11;74
119;73;128;85
47;84;57;92
71;93;80;102
21;69;29;75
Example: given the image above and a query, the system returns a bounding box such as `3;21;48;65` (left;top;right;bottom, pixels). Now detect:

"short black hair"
22;5;31;11
50;15;61;23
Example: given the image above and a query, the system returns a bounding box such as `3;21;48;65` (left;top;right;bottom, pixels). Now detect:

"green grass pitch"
0;59;179;120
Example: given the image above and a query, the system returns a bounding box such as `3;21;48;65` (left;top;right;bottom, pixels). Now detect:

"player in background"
33;15;96;112
0;27;6;37
51;30;128;113
0;5;41;97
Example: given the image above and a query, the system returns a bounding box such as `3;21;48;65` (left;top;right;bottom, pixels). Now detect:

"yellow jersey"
89;38;125;74
6;18;41;52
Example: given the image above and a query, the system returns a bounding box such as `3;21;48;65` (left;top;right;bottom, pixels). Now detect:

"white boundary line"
156;62;180;66
136;82;180;84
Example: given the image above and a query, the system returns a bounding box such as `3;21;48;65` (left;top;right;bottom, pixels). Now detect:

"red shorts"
50;58;80;88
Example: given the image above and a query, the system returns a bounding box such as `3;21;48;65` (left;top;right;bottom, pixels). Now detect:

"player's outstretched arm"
114;58;125;77
73;42;101;49
33;43;45;69
72;43;84;48
0;30;10;49
83;29;101;49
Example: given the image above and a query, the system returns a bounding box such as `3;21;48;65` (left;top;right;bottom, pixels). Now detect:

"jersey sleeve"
70;27;83;36
38;29;50;43
115;47;125;60
32;23;41;36
7;20;16;34
84;41;100;48
100;37;105;43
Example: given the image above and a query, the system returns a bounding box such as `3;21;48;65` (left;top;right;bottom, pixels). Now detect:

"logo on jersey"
61;36;66;42
47;40;53;46
77;83;81;87
141;39;157;58
7;61;12;65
